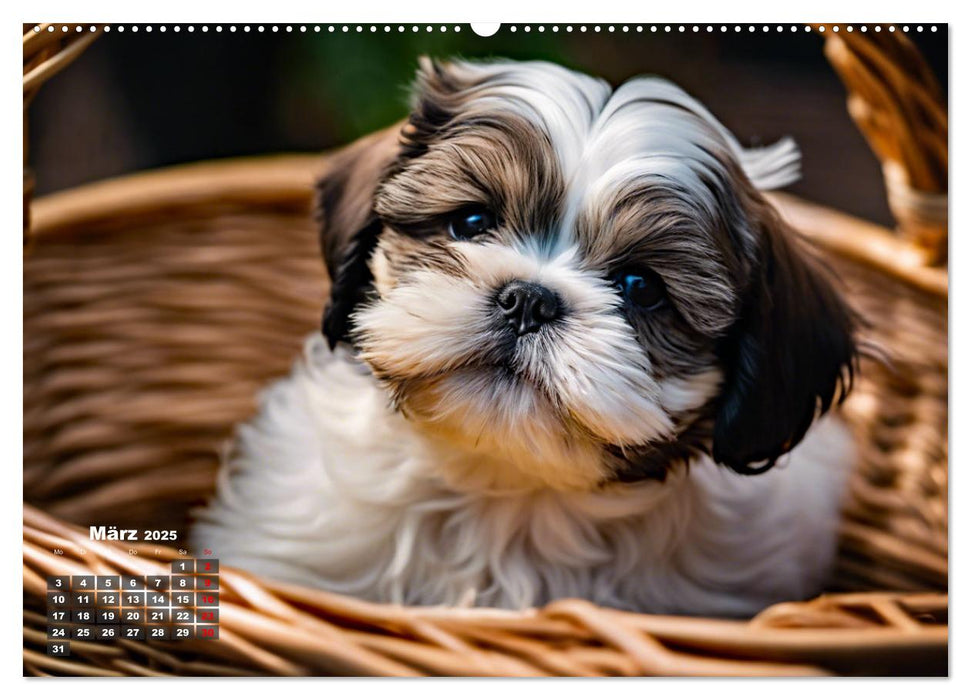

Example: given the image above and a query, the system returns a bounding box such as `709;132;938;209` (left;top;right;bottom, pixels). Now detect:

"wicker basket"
23;24;948;676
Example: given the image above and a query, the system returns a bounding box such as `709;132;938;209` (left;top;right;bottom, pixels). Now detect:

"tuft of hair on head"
399;56;473;158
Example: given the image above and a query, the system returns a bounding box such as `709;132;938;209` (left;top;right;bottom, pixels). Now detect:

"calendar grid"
46;558;220;656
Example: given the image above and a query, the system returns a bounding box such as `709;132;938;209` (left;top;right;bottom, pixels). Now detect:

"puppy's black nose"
497;281;562;336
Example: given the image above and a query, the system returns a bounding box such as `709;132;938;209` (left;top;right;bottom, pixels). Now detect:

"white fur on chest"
192;334;854;617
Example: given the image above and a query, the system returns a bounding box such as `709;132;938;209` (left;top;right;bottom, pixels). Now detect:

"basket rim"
28;153;324;239
28;153;947;299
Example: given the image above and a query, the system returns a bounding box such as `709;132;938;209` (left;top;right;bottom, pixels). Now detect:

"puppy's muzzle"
497;280;562;336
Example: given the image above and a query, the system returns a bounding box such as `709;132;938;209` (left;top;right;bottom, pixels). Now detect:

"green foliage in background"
284;28;574;143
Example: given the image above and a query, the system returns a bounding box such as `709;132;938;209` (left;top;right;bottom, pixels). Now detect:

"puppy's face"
318;59;856;491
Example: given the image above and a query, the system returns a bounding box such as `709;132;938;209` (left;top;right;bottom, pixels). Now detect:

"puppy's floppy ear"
318;58;473;348
316;125;401;349
712;201;857;475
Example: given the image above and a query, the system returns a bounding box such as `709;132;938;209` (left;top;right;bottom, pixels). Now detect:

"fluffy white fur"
193;334;853;617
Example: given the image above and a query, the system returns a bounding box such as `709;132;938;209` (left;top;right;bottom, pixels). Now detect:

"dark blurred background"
28;24;947;227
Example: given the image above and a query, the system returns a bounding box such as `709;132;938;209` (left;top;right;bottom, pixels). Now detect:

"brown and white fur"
193;59;858;617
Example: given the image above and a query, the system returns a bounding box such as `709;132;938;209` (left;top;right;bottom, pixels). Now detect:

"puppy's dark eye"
614;269;667;310
448;208;496;241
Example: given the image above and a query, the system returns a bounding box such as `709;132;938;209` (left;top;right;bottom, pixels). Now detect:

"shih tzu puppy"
193;58;857;617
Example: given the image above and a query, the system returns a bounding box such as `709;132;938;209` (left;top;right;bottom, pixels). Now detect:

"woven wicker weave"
824;27;948;261
23;24;948;676
22;504;948;676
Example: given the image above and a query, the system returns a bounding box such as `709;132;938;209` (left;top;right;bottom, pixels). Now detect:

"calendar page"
22;15;949;680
